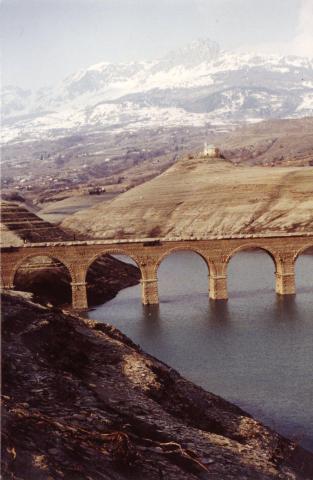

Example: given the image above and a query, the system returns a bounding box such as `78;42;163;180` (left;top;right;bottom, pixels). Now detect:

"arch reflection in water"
89;250;313;452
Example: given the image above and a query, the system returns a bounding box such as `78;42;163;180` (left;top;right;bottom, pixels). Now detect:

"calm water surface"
88;251;313;451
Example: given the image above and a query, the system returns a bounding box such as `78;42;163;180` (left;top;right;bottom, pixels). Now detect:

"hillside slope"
222;117;313;166
0;201;74;247
62;157;313;239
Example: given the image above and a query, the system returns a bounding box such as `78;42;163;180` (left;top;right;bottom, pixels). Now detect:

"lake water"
88;250;313;451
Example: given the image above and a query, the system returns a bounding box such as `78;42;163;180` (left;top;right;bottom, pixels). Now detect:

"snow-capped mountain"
2;39;313;144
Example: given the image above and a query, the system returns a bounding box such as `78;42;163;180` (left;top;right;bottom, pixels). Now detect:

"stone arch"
84;248;144;308
294;243;313;261
12;252;74;287
225;243;278;297
226;244;278;269
155;246;211;302
294;243;313;294
156;246;211;276
84;248;143;281
12;253;74;306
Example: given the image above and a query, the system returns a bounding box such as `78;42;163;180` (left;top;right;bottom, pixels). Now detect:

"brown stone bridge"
1;233;313;309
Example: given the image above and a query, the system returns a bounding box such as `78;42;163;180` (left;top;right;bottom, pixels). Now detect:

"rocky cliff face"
2;291;312;479
62;156;313;239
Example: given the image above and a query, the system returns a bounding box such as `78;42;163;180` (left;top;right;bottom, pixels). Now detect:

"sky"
1;0;313;90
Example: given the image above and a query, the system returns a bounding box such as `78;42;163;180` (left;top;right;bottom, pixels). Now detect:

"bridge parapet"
5;230;313;250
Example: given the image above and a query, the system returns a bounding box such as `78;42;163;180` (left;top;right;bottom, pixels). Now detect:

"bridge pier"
275;255;296;295
275;272;296;295
209;258;228;300
71;282;88;310
1;269;15;291
1;282;14;291
209;274;228;300
141;277;159;305
275;269;296;295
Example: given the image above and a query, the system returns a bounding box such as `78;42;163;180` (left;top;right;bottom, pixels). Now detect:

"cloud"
292;0;313;56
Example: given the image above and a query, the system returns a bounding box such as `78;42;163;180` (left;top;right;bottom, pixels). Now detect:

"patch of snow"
297;93;313;111
2;40;313;144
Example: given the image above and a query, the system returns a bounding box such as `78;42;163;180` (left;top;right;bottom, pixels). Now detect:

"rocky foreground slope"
62;156;313;239
2;291;313;480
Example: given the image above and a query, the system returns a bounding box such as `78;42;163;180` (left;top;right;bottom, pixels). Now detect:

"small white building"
203;143;220;158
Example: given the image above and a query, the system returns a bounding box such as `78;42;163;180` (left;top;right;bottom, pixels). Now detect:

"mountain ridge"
2;39;313;144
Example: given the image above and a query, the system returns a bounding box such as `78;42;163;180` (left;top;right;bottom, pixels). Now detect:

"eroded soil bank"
2;291;313;480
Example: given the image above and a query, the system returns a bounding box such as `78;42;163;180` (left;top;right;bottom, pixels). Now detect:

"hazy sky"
1;0;313;90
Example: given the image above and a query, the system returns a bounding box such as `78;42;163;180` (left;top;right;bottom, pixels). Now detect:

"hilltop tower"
203;143;220;158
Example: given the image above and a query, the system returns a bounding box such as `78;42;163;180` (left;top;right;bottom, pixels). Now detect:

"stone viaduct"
1;234;313;310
